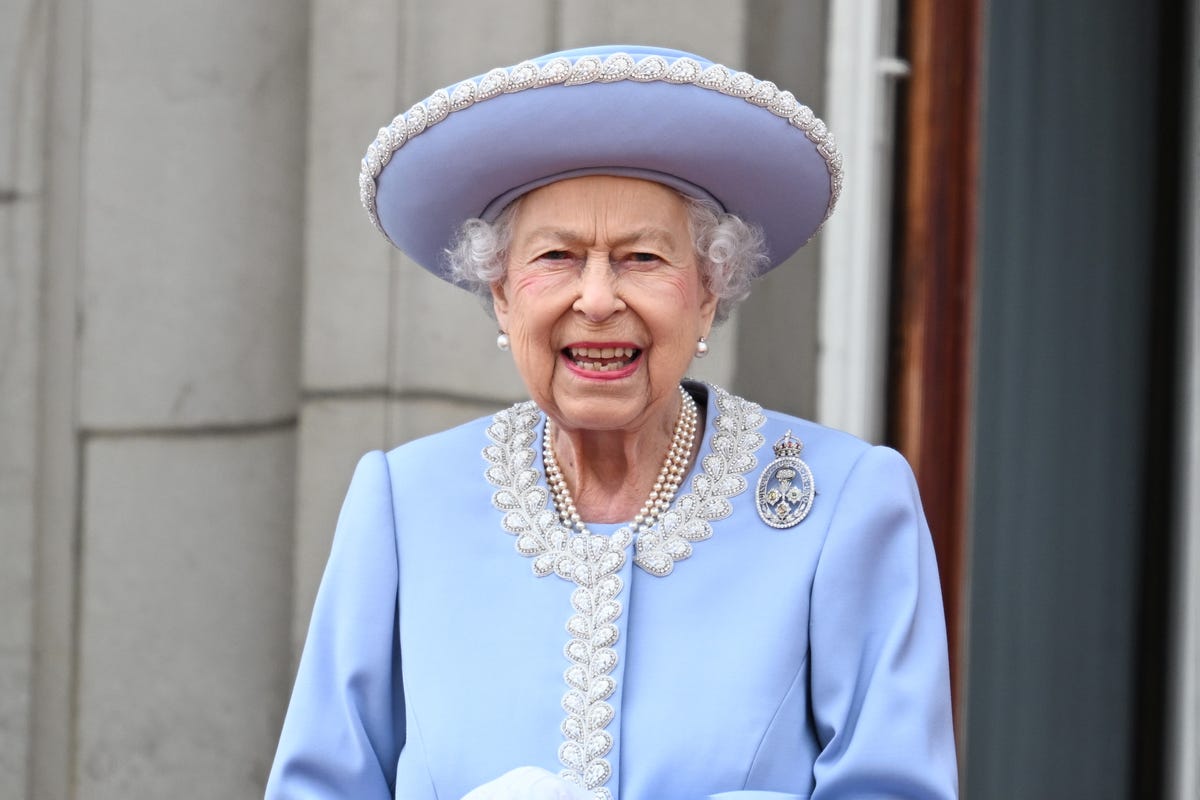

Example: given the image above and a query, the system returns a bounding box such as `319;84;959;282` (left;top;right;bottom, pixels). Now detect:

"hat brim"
361;45;842;280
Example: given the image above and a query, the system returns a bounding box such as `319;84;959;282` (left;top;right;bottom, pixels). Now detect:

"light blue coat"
266;384;957;799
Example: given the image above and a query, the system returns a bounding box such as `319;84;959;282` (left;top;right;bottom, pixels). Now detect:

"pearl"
544;385;698;538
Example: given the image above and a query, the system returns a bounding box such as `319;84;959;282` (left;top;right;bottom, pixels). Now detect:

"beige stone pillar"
0;2;49;797
13;0;308;796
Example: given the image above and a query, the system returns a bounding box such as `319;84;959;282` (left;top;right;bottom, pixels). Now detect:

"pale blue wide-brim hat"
360;44;842;280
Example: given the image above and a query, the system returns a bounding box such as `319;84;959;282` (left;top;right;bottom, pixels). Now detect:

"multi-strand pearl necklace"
543;385;699;535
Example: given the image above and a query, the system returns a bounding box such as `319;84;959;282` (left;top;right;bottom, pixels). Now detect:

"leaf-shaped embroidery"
555;557;576;581
561;716;584;742
716;474;747;495
565;640;591;665
449;81;476;110
492;490;520;510
587;703;614;730
597;551;623;576
587;535;609;560
559;741;586;771
562;690;587;716
700;497;733;520
631;55;669;81
592;624;618;649
698;64;731;90
567;614;591;639
590;649;617;674
571;586;595;614
637;553;672;576
564;55;602;85
664;539;691;559
537;57;572;86
749;79;779;107
703;452;726;474
678;518;712;542
502;511;530;534
504;61;539;93
637;532;662;551
584;760;611;789
588;677;615;702
595;599;621;625
425;89;450;124
598;53;635;82
664;57;702;84
587;730;613;759
565;664;589;692
477;67;509;100
515;469;538;491
726;71;756;97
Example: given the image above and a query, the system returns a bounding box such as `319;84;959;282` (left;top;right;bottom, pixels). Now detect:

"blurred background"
2;0;1196;797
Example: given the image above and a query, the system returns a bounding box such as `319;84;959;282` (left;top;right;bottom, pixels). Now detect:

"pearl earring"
695;336;709;358
496;332;510;351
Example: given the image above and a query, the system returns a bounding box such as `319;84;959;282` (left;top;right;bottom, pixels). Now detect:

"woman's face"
492;176;718;435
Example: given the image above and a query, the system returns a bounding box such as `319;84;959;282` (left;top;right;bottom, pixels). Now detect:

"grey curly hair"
444;192;767;324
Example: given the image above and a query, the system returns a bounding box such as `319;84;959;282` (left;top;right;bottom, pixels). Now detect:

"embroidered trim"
360;52;842;238
483;385;765;799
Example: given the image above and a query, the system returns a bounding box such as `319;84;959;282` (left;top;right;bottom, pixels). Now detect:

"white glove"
460;766;592;800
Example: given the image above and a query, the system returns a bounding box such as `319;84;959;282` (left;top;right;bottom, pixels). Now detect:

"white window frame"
1168;6;1200;797
818;0;908;443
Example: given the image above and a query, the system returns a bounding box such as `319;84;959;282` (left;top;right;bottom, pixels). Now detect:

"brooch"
756;430;815;528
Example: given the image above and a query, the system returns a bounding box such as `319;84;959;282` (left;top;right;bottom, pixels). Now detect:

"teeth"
565;346;640;372
569;347;636;359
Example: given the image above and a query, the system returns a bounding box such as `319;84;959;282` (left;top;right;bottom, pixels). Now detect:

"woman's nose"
572;255;625;321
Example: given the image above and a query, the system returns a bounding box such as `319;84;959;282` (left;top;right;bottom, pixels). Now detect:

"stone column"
0;1;50;797
18;0;309;796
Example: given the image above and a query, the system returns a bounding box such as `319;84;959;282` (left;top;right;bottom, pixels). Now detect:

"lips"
563;344;641;372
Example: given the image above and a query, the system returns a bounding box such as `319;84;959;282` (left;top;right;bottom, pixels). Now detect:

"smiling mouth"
564;346;641;372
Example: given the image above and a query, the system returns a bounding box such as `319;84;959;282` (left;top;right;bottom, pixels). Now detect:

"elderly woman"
266;45;957;800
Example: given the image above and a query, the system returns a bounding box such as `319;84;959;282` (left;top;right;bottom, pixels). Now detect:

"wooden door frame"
888;0;983;710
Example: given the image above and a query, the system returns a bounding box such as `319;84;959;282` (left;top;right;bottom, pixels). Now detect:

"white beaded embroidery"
360;52;843;237
483;385;765;799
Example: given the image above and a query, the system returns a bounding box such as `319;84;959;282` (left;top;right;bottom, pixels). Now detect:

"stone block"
0;650;30;800
0;1;46;794
734;248;820;418
78;0;307;428
401;0;553;93
302;0;402;391
390;263;532;401
75;430;294;798
557;0;746;67
385;394;511;446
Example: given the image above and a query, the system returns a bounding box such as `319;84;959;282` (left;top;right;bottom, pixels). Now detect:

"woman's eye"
538;250;572;261
627;252;661;263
